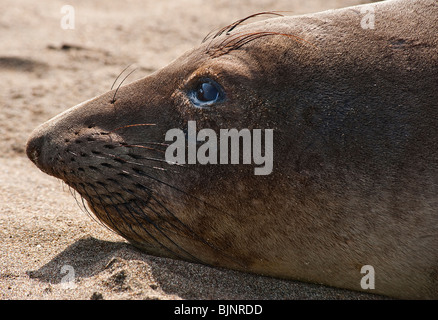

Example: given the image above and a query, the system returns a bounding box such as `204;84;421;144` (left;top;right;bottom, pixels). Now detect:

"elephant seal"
26;0;438;299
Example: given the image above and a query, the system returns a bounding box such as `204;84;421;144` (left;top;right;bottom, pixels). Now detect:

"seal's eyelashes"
188;78;225;108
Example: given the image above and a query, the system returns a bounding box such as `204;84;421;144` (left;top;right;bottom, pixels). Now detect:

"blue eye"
198;82;219;102
189;79;224;107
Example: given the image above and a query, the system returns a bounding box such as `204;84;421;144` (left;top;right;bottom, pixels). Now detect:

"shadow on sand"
26;237;386;299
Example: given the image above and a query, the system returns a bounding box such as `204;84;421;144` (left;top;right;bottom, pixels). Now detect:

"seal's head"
26;1;438;299
26;16;314;268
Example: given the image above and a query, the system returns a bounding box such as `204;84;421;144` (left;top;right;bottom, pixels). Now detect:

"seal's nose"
26;124;57;176
26;129;46;167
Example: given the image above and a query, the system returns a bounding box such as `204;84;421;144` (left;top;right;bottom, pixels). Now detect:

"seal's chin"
87;198;212;264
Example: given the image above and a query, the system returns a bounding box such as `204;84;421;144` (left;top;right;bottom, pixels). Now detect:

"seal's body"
27;0;438;299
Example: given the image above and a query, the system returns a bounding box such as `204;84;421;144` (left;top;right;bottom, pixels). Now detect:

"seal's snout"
26;120;63;177
26;127;48;170
26;136;40;165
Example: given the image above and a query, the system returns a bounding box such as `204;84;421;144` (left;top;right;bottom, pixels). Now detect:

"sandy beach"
0;0;385;300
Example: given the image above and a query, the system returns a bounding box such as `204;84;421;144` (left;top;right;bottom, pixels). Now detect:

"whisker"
107;123;156;135
148;194;243;267
67;184;83;208
111;68;137;104
123;141;170;147
72;182;121;235
128;170;231;219
105;176;241;266
93;149;186;172
111;144;167;158
208;31;316;58
216;12;285;39
67;148;226;217
115;182;188;235
202;11;286;43
118;144;166;154
85;183;143;241
88;150;169;171
76;151;178;182
81;149;230;216
124;200;204;263
103;185;203;263
63;150;242;267
111;64;132;90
